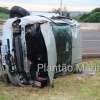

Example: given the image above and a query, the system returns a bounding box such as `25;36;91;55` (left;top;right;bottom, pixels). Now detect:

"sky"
0;0;100;11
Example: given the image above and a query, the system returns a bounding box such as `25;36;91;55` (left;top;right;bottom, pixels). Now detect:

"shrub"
79;8;100;22
83;12;100;22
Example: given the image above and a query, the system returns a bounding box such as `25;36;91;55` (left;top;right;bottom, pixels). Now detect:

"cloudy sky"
0;0;100;11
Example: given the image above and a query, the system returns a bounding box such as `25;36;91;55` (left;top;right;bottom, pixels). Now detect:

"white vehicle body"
1;13;82;86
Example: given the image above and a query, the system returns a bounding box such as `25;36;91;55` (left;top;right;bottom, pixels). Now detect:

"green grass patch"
0;12;9;21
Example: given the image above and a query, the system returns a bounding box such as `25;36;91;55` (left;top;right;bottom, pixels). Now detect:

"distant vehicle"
0;6;82;87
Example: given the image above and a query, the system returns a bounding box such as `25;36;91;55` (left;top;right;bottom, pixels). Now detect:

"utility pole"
60;0;62;15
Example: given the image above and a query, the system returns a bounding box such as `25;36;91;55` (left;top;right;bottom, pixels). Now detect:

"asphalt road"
81;30;100;57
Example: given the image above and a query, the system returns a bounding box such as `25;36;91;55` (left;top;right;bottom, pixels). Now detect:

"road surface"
81;30;100;57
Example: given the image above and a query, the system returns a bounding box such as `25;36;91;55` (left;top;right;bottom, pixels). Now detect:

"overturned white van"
0;6;82;87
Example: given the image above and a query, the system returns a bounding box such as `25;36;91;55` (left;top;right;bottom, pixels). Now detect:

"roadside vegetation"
78;8;100;22
0;7;9;21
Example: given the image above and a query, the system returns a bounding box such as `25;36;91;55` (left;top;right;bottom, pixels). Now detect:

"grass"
0;12;9;21
0;59;100;100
